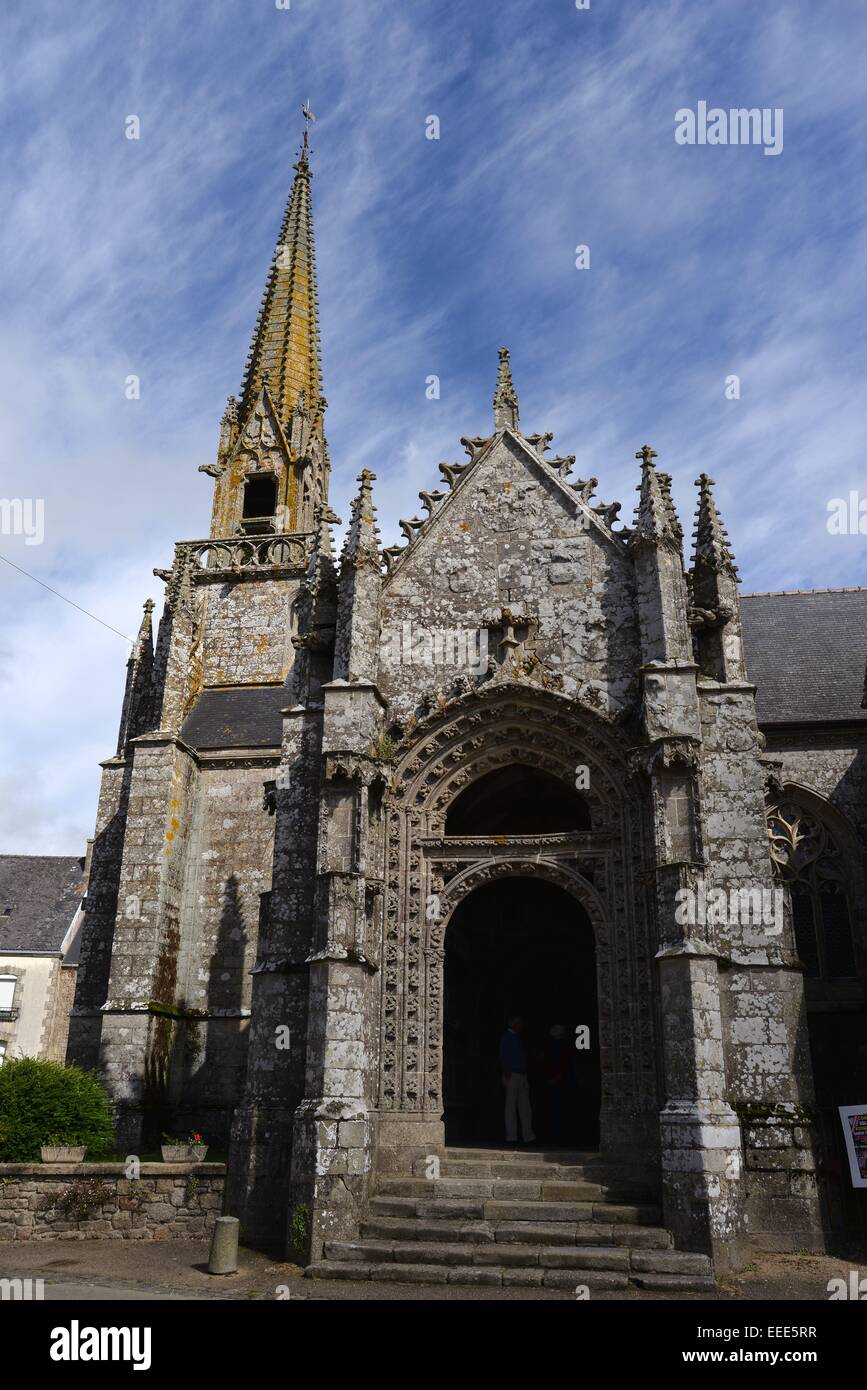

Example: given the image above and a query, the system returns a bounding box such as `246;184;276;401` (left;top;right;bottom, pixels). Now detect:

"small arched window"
768;801;857;979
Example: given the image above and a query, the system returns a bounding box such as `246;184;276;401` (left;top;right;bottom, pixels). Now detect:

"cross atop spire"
237;126;323;432
493;347;520;431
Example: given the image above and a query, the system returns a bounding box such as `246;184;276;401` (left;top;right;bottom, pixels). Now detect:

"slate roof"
180;684;289;751
741;588;867;726
0;856;86;954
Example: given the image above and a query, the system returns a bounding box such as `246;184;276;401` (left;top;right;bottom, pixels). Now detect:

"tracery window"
767;801;857;979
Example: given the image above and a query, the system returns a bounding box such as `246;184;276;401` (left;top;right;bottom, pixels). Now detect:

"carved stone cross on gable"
486;606;535;674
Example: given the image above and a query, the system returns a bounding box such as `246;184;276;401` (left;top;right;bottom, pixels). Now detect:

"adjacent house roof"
0;856;87;954
741;588;867;726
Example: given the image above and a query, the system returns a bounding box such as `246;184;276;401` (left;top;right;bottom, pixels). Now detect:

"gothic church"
67;134;867;1284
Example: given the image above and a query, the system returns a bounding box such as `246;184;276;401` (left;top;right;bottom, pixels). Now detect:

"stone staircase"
305;1147;715;1291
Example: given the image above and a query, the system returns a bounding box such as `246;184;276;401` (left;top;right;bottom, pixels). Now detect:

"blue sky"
1;0;866;853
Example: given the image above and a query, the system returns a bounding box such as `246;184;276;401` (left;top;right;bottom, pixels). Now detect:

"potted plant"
160;1130;208;1162
40;1134;87;1163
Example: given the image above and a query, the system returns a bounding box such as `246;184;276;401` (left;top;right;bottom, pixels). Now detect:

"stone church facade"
67;138;867;1279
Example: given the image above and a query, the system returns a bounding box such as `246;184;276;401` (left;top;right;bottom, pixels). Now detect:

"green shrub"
0;1057;114;1161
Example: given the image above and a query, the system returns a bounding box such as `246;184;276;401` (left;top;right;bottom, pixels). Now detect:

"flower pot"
40;1145;87;1163
160;1144;208;1162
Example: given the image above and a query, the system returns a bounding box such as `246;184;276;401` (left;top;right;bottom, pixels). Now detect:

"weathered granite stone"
64;140;866;1273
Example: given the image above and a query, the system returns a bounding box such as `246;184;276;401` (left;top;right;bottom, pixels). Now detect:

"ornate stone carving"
376;685;658;1125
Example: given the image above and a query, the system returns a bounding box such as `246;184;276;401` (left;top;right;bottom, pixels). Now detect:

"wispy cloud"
1;0;865;850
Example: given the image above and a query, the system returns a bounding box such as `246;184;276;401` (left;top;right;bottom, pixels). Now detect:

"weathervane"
301;99;316;153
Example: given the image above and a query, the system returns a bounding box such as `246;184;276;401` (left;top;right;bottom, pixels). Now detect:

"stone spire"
632;445;681;551
238;138;323;434
305;502;339;612
691;473;739;578
630;446;692;663
116;599;155;754
657;471;685;553
340;470;381;571
689;474;746;682
493;347;520;431
334;472;383;684
152;554;200;735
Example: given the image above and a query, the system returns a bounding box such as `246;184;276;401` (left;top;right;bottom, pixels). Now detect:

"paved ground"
1;1240;865;1301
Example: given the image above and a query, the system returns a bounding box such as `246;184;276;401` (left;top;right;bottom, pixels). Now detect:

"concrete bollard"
208;1215;240;1275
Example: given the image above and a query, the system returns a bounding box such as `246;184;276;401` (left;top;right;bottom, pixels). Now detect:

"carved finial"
218;395;239;456
131;598;155;663
691;473;739;577
632;446;681;550
656;471;684;549
493;346;520;431
341;470;382;572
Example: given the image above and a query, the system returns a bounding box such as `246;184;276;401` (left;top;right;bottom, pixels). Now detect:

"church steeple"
205;123;329;540
238;137;323;432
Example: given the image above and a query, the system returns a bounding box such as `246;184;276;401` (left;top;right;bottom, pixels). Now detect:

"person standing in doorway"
543;1023;577;1145
499;1015;536;1145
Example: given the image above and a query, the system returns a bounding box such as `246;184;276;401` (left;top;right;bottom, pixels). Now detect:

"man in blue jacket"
499;1015;536;1144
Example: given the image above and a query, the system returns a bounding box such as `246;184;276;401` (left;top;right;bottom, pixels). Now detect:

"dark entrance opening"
242;473;278;520
443;876;600;1149
445;765;590;836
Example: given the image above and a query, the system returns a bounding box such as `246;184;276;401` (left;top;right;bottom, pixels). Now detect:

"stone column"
97;731;198;1150
289;680;385;1262
655;862;746;1271
225;704;321;1246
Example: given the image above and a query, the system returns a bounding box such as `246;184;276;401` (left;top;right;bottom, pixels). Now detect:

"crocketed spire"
238;140;323;432
493;347;520;431
632;445;682;550
341;470;382;571
691;473;739;577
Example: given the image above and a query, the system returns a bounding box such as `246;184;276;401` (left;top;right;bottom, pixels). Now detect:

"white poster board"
839;1104;867;1189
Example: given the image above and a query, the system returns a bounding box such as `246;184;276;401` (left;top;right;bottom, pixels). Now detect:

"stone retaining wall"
0;1162;226;1241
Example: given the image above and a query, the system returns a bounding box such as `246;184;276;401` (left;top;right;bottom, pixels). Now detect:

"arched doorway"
442;876;600;1149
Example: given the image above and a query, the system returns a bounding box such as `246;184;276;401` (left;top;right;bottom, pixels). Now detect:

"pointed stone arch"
377;683;660;1165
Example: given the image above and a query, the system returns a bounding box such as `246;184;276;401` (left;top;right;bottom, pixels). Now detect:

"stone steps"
385;1175;658;1204
381;1176;605;1201
361;1214;673;1248
369;1194;664;1225
305;1239;714;1291
444;1147;597;1164
305;1146;713;1292
430;1158;648;1186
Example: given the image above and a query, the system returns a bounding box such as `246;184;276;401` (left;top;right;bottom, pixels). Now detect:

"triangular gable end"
382;426;632;585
